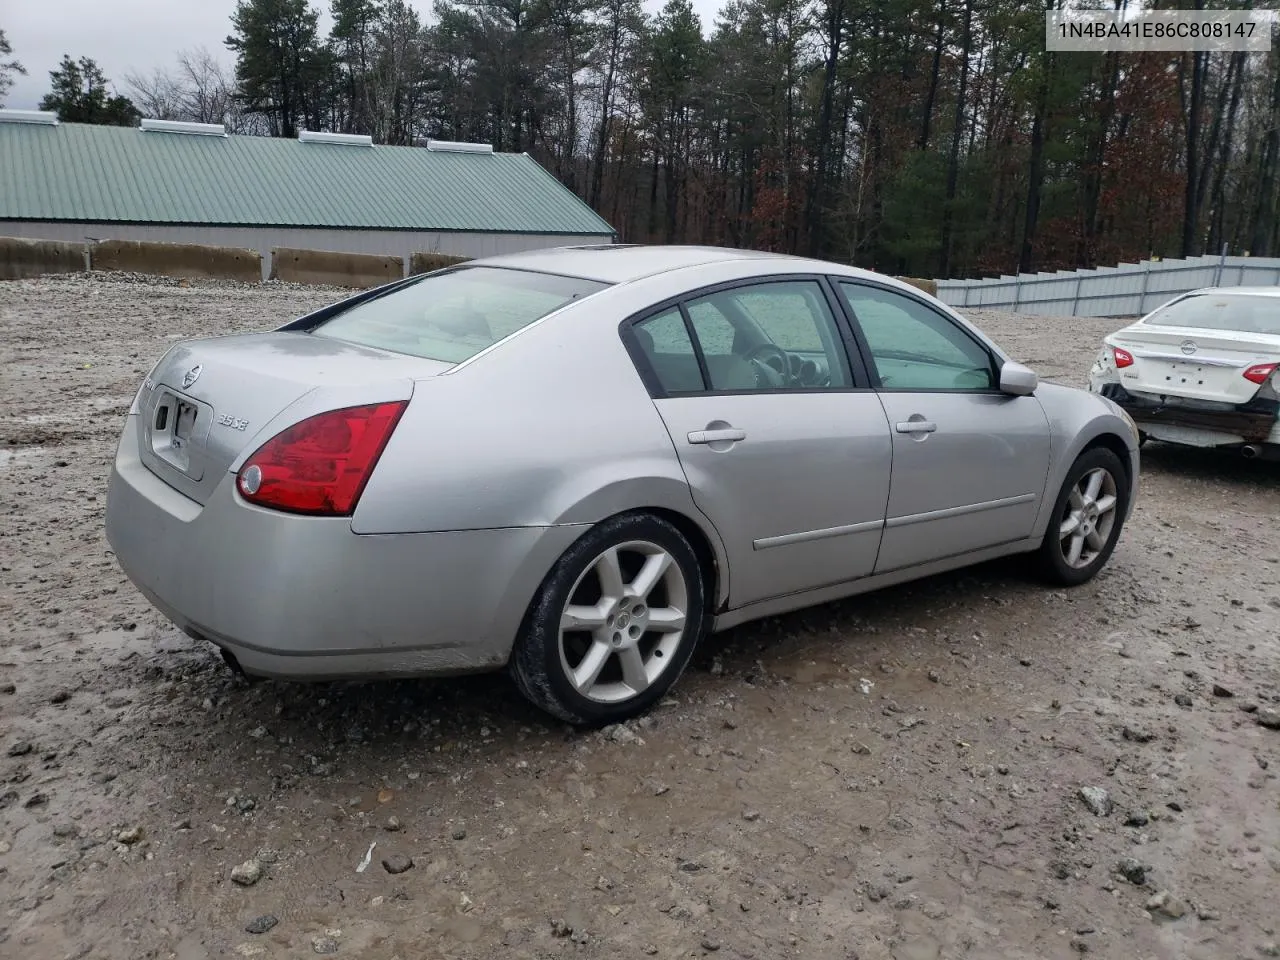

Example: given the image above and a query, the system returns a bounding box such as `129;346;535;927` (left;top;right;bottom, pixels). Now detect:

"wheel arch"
549;476;731;611
641;506;723;620
1033;424;1137;539
1081;431;1134;488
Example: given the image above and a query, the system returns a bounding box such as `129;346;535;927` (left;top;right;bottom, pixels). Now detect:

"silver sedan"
105;245;1141;724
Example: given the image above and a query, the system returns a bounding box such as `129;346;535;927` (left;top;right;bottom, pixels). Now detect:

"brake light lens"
1113;347;1134;369
237;401;407;515
1242;362;1277;385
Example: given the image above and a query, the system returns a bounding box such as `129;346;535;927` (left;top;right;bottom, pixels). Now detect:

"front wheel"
510;513;706;726
1036;447;1130;586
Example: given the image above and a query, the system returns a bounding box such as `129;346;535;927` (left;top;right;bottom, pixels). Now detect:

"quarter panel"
350;347;683;534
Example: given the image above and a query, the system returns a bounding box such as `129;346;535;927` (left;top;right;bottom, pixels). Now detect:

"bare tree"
124;67;186;119
127;48;266;134
176;48;236;125
123;48;245;129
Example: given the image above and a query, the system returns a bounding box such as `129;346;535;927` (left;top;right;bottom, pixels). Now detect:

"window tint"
633;309;705;393
313;266;607;363
684;281;852;391
839;282;995;391
686;300;737;356
733;290;826;351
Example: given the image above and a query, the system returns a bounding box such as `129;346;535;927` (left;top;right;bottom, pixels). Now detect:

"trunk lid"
135;332;449;505
1111;325;1280;404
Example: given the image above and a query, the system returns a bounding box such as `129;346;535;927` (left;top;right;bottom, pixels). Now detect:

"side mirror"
999;360;1038;396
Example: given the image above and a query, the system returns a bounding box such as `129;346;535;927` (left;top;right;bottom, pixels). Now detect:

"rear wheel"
510;513;706;726
1036;447;1129;586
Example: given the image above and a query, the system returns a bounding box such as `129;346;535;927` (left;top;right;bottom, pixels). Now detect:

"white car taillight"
1243;362;1278;385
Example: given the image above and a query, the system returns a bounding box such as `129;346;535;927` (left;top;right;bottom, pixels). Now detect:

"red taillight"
1242;362;1277;385
236;401;407;515
1113;347;1134;369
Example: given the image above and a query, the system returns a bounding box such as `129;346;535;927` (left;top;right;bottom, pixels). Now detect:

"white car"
1089;287;1280;459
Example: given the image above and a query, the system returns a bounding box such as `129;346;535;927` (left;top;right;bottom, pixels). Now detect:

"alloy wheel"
1058;466;1119;569
557;540;689;704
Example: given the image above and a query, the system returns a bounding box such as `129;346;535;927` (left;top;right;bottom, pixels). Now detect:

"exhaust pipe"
1242;444;1259;459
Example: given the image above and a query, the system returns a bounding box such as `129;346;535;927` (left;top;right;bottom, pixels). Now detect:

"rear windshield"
1146;293;1280;336
313;266;608;362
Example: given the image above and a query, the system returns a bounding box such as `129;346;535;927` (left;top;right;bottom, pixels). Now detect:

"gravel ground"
2;272;1279;960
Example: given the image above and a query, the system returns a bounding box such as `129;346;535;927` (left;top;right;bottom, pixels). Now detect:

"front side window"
313;267;608;363
1146;293;1280;336
839;282;996;391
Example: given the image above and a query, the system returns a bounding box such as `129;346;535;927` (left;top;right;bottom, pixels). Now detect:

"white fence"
936;254;1280;318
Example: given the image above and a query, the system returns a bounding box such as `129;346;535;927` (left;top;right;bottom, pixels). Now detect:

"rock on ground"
230;859;264;886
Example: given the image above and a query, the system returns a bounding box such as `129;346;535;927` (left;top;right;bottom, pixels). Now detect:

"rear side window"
313;267;608;363
1146;293;1280;336
633;309;705;393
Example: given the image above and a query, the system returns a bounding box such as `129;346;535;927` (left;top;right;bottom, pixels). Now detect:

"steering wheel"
744;342;790;388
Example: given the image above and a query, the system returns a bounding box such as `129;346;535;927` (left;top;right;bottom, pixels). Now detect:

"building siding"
0;221;608;280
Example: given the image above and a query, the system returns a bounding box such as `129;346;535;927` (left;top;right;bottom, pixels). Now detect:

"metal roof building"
0;112;615;277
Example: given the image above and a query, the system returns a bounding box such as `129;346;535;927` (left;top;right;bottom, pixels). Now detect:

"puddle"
778;659;848;683
0;445;45;469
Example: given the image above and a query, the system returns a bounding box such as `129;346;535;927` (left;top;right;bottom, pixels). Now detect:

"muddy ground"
1;272;1278;960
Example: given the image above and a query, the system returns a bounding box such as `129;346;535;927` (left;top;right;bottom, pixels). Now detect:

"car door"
624;277;893;608
834;280;1051;574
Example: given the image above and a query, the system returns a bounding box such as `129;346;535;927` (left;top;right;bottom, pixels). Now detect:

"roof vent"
140;118;227;137
0;109;59;126
426;139;493;155
299;130;373;147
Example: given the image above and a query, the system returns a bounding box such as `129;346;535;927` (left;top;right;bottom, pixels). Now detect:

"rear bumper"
105;417;586;679
1093;382;1280;449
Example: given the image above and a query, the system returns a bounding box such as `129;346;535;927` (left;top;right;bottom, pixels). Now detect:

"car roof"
472;244;813;284
1180;286;1280;299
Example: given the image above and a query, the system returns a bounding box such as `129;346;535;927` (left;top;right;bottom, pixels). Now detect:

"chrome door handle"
895;420;937;434
688;428;746;444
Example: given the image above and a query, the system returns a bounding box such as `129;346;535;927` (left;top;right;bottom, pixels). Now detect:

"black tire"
1036;446;1130;586
509;512;707;726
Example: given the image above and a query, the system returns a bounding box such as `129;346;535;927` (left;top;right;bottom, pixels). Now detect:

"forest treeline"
5;1;1280;278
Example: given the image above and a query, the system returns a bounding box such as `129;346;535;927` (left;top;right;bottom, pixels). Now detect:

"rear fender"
550;473;732;609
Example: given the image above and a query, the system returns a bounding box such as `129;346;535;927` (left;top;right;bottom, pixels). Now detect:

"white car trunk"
1110;325;1280;404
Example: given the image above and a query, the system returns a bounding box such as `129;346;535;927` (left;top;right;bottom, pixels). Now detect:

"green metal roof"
0;121;614;236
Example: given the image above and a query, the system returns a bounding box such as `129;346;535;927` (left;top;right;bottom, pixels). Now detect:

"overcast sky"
4;0;724;112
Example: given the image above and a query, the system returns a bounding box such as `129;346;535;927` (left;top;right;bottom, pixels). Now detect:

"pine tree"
226;0;328;137
329;0;382;133
39;56;139;126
